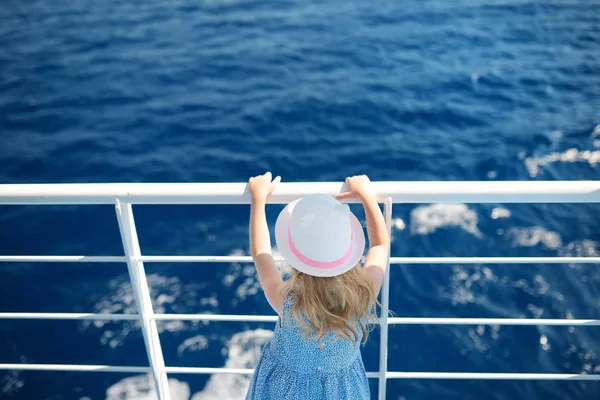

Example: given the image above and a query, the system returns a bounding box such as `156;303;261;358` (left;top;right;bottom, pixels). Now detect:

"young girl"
246;172;390;400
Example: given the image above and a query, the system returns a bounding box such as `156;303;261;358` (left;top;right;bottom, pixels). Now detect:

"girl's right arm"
336;175;390;295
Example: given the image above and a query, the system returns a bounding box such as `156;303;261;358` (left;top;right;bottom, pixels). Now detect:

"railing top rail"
0;181;599;204
2;255;599;264
1;364;599;380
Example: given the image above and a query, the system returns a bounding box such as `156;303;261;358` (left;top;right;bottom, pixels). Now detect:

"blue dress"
245;296;371;400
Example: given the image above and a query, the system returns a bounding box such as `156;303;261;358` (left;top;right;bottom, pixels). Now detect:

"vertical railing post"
115;200;170;400
378;198;392;400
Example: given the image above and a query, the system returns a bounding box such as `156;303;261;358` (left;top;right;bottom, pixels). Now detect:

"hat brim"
275;198;366;277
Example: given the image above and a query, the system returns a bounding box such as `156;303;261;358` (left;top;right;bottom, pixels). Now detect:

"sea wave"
192;329;273;400
83;274;215;348
525;148;600;178
104;329;272;400
410;203;481;238
106;374;190;400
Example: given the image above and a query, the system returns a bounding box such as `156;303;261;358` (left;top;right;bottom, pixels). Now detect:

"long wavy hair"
279;263;379;344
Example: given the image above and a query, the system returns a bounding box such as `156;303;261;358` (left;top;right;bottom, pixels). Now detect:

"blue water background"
1;0;600;398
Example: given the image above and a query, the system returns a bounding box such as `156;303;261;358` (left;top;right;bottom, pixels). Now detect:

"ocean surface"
1;0;599;399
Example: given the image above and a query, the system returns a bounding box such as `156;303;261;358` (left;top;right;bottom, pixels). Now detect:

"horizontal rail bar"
1;364;597;380
163;366;380;378
140;256;600;264
0;364;149;373
140;256;258;263
0;363;379;378
0;181;599;204
164;367;255;375
0;312;277;322
0;256;126;262
0;313;278;323
390;257;600;264
388;318;600;326
151;314;279;322
0;313;138;320
1;256;599;264
386;372;600;380
2;313;599;326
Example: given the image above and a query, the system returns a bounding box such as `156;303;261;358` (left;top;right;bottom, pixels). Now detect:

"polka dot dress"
245;296;371;399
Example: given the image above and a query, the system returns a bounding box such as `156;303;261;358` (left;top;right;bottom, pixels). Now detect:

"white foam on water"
524;148;600;177
455;323;502;358
490;207;511;220
222;249;263;305
105;374;190;400
558;239;599;258
539;335;550;352
512;275;562;301
410;203;482;238
526;304;545;318
228;248;246;258
443;235;599;366
84;274;210;348
221;250;243;288
442;258;568;309
440;265;497;305
178;335;209;356
191;329;274;400
0;370;24;396
468;325;500;352
563;335;600;374
392;218;406;230
505;227;562;250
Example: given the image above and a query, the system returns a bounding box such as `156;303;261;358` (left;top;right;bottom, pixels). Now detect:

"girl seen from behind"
246;173;390;400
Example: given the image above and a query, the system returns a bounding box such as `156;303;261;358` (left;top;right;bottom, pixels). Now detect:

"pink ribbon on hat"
287;229;353;269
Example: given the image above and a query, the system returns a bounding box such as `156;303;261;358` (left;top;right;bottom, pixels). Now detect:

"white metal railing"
0;181;599;400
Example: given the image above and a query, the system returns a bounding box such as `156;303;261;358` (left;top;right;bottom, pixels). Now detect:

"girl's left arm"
248;172;284;315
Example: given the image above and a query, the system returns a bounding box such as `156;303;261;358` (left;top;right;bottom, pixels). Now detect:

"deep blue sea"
1;0;600;399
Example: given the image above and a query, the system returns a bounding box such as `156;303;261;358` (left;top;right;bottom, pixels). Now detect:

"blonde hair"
279;263;379;344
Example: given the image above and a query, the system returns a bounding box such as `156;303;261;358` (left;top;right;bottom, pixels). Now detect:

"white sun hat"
275;194;365;277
